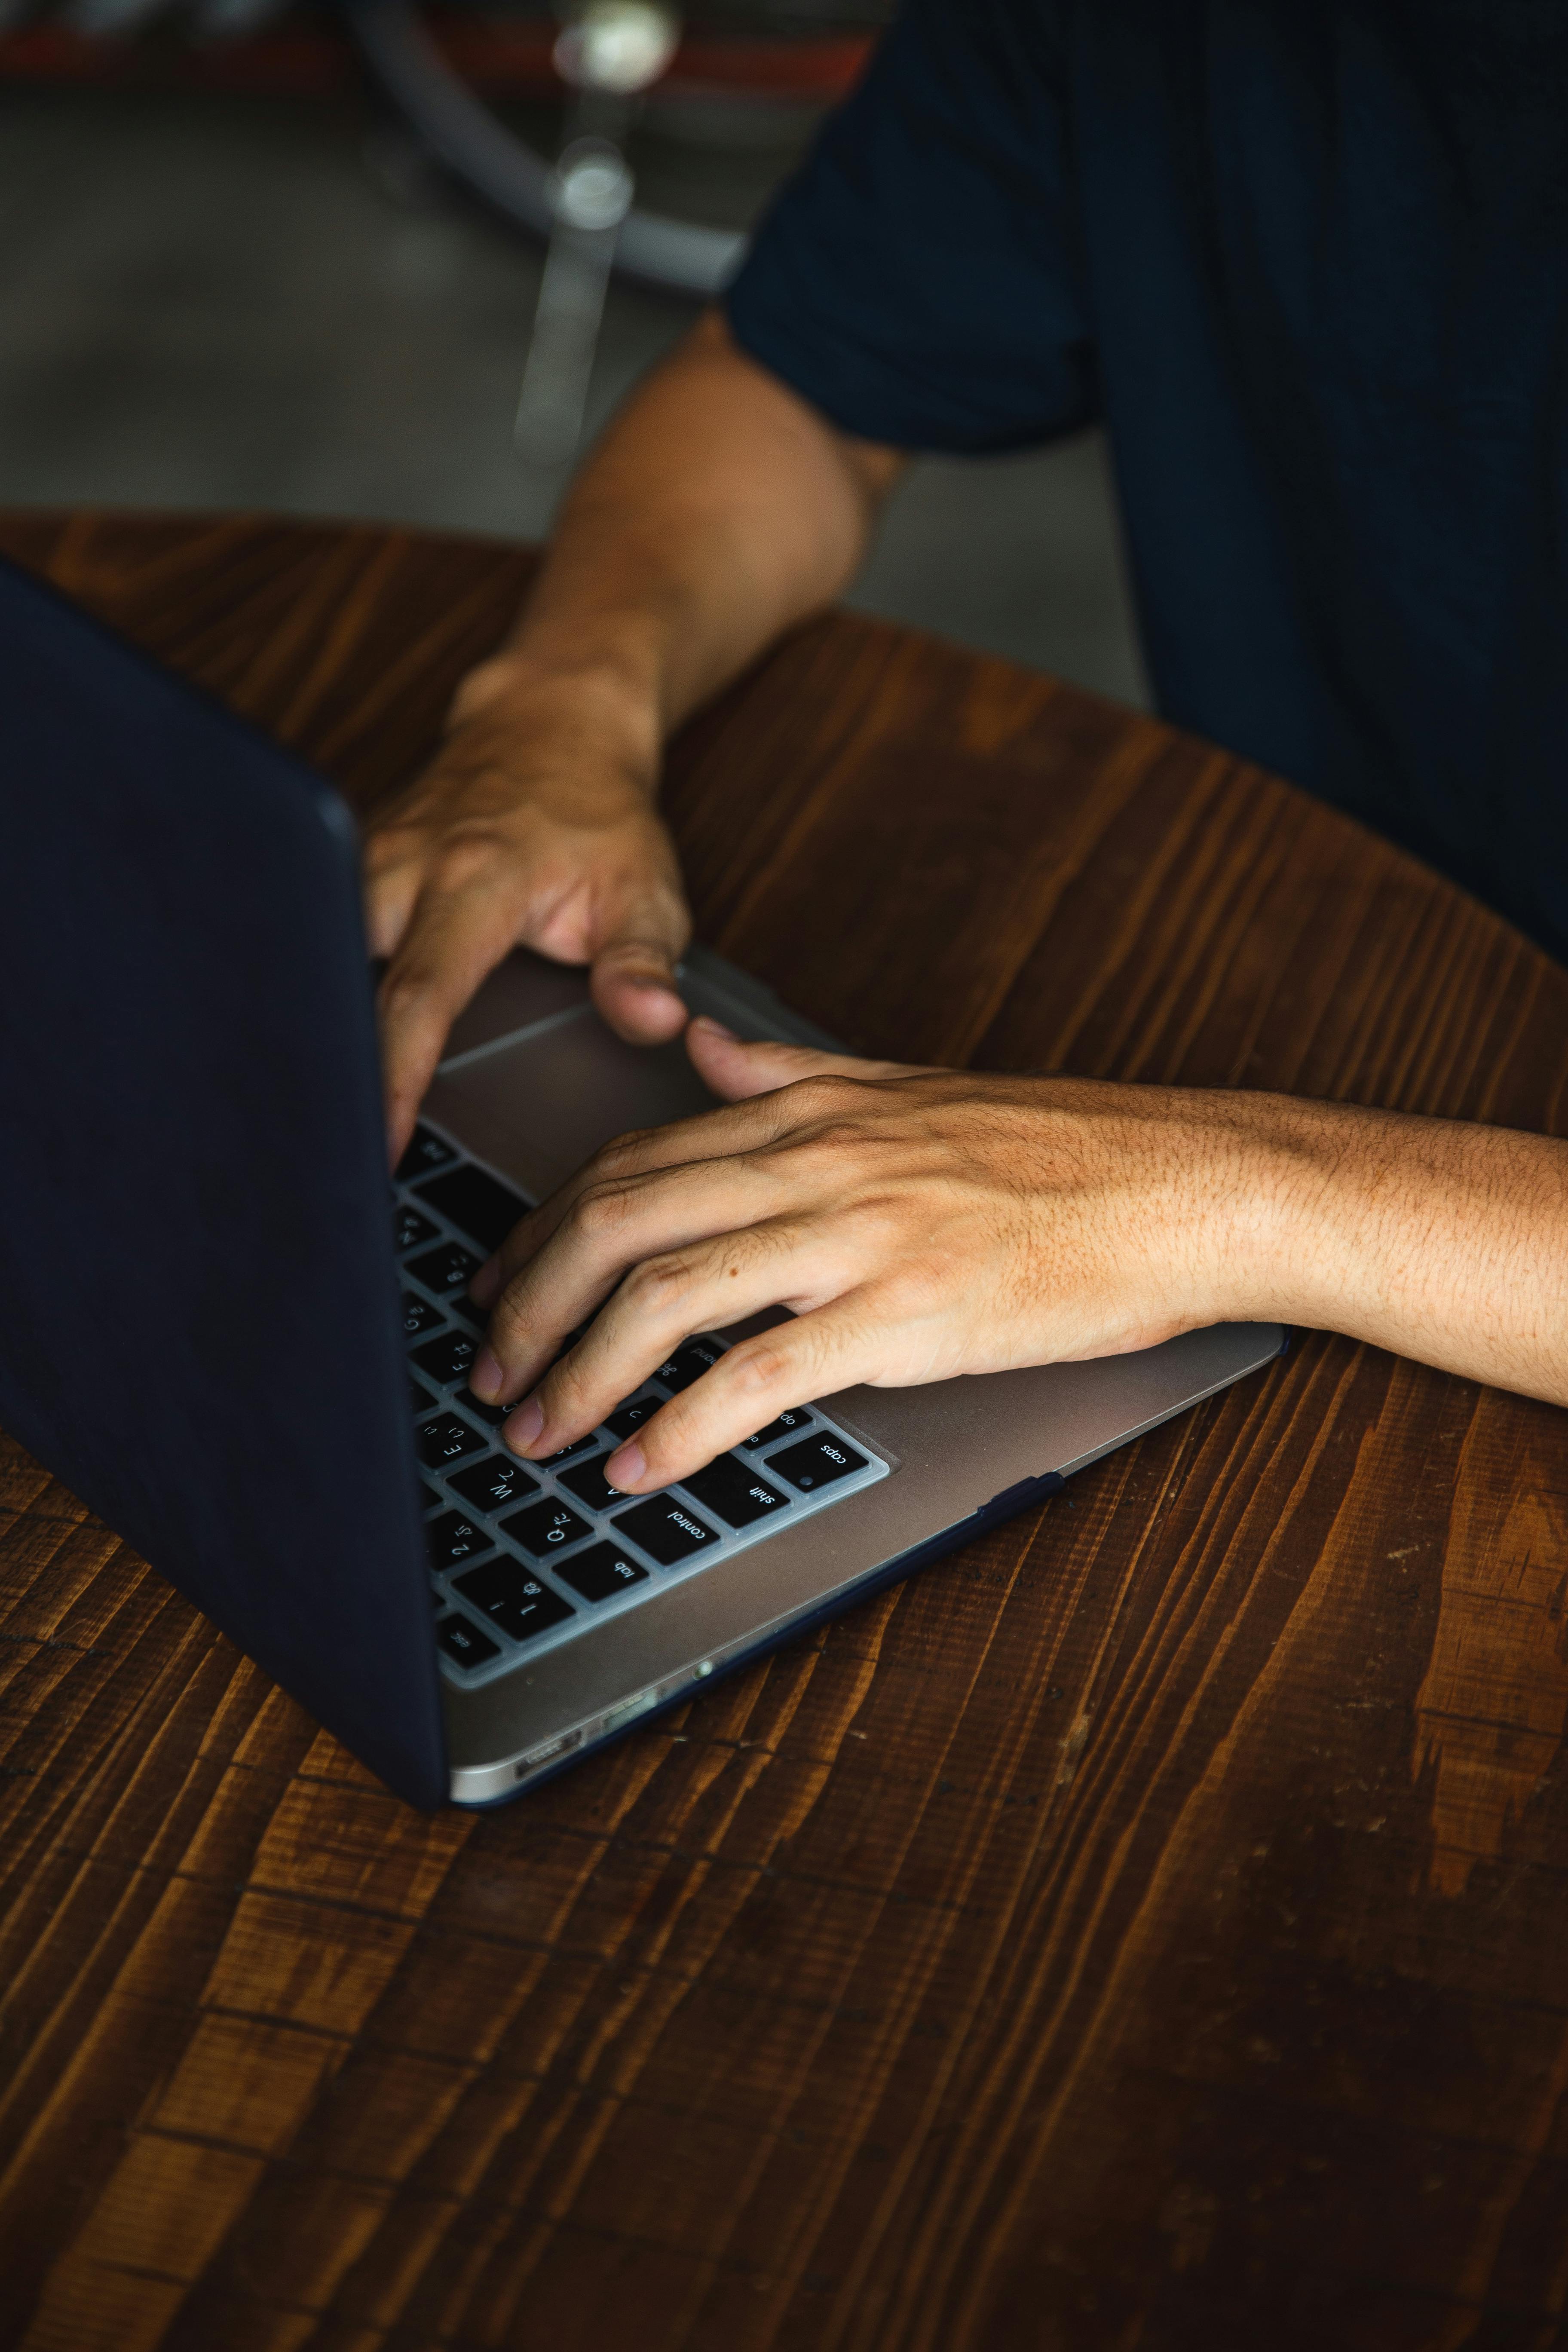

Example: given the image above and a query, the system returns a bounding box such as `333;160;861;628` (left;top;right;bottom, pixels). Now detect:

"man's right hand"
365;660;690;1163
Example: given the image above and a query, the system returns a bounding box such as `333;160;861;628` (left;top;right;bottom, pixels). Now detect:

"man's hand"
458;1021;1568;1491
462;1022;1286;1492
360;309;903;1162
366;665;689;1163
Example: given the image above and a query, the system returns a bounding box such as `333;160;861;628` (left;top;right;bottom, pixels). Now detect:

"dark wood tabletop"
3;511;1567;2352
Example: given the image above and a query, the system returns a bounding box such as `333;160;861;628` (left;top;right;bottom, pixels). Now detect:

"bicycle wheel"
339;0;888;296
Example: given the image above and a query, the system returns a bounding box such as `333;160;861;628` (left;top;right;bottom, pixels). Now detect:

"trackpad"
430;1012;719;1201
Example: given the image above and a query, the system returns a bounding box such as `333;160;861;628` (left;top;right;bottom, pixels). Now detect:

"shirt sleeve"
724;0;1097;455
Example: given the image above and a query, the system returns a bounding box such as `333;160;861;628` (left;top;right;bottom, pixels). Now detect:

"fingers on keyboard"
402;1144;880;1681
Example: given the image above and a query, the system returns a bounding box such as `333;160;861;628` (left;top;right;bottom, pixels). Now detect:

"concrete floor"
0;83;1149;705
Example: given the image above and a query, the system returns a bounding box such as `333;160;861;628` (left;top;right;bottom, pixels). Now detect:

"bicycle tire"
342;0;748;295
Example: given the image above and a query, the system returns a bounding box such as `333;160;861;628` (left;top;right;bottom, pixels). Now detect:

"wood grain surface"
3;511;1567;2352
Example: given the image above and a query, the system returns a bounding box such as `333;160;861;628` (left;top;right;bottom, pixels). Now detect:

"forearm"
453;310;904;761
1240;1094;1568;1405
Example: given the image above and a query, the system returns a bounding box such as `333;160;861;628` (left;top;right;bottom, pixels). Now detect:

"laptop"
0;556;1286;1808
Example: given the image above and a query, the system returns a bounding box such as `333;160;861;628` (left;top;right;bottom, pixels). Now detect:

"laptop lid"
0;557;446;1808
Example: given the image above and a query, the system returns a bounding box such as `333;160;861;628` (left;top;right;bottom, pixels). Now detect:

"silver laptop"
405;946;1283;1802
0;551;1284;1809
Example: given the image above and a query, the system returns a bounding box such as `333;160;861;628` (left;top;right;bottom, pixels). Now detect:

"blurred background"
0;0;1148;704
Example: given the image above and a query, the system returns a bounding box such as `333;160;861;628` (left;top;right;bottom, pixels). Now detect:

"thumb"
686;1016;911;1101
588;885;690;1045
591;932;688;1045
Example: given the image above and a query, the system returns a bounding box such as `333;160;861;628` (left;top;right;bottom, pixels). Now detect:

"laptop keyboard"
394;1121;889;1687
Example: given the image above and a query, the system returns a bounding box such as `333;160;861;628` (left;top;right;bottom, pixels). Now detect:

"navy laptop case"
0;557;447;1807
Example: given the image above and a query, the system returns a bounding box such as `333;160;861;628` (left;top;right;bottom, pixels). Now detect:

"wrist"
1153;1086;1336;1332
446;646;665;800
1194;1089;1430;1340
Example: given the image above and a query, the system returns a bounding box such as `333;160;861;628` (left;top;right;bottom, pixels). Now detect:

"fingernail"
505;1396;545;1452
605;1442;646;1490
691;1016;738;1040
469;1257;502;1307
469;1347;504;1402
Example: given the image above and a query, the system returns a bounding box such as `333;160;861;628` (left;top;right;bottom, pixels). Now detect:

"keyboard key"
444;1292;490;1333
456;1390;510;1434
413;1163;528;1252
652;1336;726;1393
681;1455;790;1530
559;1453;638;1514
447;1455;539;1513
401;1290;445;1341
454;1557;575;1644
502;1496;592;1558
470;1383;536;1421
612;1495;719;1567
405;1239;484;1296
425;1509;494;1573
411;1328;481;1387
398;1123;458;1182
435;1613;500;1668
606;1394;662;1442
416;1412;488;1470
460;1396;585;1440
555;1540;649;1604
539;1433;595;1466
741;1406;813;1450
767;1433;869;1491
395;1204;440;1255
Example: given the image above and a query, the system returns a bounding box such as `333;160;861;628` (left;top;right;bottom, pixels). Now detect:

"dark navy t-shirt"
726;0;1568;967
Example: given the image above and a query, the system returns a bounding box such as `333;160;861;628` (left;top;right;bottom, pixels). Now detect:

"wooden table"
3;512;1567;2352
